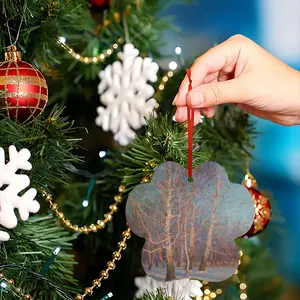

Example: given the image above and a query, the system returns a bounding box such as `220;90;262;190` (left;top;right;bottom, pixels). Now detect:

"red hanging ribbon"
186;69;194;181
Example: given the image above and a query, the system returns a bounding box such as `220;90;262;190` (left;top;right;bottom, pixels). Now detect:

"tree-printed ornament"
126;161;254;282
0;145;40;241
96;43;159;146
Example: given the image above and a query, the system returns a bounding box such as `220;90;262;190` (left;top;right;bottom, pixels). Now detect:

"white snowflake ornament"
96;43;159;146
0;145;40;241
134;276;203;300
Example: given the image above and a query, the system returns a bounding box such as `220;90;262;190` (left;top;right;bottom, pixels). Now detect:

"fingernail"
172;94;178;105
174;109;179;121
190;92;204;107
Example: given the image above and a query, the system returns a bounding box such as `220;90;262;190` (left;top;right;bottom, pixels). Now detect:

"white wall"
259;0;300;64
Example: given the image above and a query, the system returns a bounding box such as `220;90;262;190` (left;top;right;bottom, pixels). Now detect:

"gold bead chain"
42;184;126;234
158;71;174;91
75;228;131;300
58;37;124;64
0;272;32;300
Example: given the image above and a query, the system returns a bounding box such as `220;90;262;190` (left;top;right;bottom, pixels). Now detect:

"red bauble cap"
0;45;48;123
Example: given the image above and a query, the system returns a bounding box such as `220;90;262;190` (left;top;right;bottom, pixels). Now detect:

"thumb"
187;78;250;108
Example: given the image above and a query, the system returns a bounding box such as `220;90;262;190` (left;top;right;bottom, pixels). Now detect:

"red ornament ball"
242;175;271;238
88;0;110;8
0;46;48;123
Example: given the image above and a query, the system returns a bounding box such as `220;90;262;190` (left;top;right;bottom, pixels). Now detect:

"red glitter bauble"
0;46;48;123
242;174;271;238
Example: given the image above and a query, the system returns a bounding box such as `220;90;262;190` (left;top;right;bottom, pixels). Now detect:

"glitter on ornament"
0;45;48;123
242;173;271;238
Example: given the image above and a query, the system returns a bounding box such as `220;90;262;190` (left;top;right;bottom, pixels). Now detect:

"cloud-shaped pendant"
126;161;254;282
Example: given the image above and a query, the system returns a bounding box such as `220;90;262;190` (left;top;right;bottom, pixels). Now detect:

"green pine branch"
118;106;256;189
134;289;177;300
47;0;173;104
0;0;88;65
0;215;79;299
0;106;81;191
119;115;211;189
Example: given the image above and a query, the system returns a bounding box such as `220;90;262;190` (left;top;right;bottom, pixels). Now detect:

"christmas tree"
0;1;284;299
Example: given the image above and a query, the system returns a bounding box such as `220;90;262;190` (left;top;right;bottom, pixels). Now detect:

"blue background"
161;0;300;283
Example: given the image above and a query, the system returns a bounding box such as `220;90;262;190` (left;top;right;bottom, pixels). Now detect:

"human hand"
173;34;300;126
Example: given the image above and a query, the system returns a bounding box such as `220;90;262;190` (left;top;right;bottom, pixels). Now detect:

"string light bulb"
175;46;182;54
39;247;61;275
100;292;113;300
175;46;186;68
58;36;66;44
0;281;8;289
82;199;89;207
99;151;107;158
169;61;178;70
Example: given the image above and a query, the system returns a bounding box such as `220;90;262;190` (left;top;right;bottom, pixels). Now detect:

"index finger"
174;36;241;107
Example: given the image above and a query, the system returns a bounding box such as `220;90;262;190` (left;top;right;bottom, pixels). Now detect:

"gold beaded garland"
42;185;125;234
75;228;131;300
58;37;124;65
84;287;94;296
113;251;121;260
107;261;116;270
92;279;101;287
100;270;109;279
0;273;33;299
